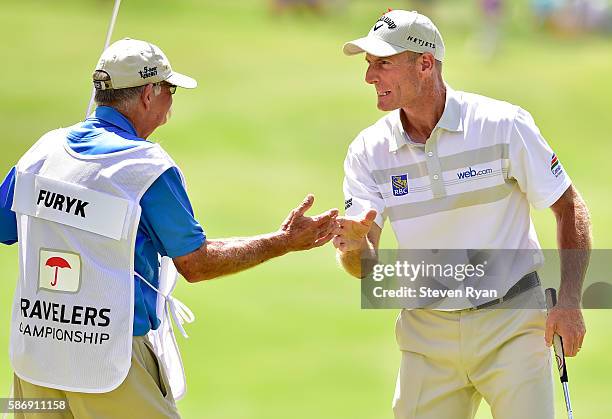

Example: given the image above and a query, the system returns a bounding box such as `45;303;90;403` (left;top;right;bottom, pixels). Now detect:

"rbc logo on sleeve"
391;174;409;196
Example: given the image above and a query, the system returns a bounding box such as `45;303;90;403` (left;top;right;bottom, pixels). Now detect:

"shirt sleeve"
343;137;386;228
139;167;206;258
507;108;571;210
0;167;18;245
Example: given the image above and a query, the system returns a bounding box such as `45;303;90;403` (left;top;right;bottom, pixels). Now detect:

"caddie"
332;10;591;419
0;38;337;418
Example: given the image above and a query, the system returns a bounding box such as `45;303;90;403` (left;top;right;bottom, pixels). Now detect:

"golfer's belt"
473;271;541;310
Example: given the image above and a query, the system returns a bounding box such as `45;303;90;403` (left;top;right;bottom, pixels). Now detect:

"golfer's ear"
419;53;435;73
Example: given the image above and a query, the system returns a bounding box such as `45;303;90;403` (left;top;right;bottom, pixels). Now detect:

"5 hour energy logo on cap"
138;66;158;79
39;249;81;293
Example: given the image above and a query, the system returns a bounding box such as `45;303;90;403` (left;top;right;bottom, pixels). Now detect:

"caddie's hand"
545;306;586;357
332;209;377;252
280;194;339;251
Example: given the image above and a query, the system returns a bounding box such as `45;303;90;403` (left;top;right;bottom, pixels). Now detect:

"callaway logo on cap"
343;10;445;61
93;38;197;90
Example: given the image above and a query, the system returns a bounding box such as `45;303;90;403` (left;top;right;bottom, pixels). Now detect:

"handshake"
279;194;377;254
173;193;378;283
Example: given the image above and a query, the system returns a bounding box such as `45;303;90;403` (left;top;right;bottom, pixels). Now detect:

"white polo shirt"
343;86;571;253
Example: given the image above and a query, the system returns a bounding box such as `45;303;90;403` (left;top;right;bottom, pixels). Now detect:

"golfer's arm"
550;185;592;307
173;233;289;283
337;224;382;279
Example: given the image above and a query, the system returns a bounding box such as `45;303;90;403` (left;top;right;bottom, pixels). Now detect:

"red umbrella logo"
45;257;72;287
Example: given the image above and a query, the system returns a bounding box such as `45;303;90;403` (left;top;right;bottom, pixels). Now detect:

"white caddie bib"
9;127;193;394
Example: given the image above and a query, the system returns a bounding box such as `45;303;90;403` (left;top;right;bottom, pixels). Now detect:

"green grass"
1;1;611;418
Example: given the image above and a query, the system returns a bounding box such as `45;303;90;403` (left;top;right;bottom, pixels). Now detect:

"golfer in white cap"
333;10;590;419
0;38;337;418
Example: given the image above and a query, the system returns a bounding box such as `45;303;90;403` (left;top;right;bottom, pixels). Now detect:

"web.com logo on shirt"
457;167;493;180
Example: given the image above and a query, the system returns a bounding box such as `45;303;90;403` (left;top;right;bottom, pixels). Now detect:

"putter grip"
545;288;569;383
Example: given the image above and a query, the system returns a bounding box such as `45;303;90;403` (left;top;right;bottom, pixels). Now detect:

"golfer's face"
364;52;418;112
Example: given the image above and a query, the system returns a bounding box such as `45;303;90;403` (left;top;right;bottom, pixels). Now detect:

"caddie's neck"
123;108;157;140
400;77;446;144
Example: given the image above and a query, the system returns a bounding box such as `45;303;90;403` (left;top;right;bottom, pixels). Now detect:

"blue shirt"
0;106;206;336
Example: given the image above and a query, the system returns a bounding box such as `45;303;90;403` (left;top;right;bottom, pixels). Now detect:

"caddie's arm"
173;195;338;282
545;184;591;357
332;209;381;279
0;168;18;246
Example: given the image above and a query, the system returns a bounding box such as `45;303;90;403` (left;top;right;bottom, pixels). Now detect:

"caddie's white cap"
343;10;445;61
93;38;197;90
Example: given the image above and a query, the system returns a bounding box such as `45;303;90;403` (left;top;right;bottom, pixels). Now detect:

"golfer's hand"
332;209;377;252
280;194;338;251
545;306;586;357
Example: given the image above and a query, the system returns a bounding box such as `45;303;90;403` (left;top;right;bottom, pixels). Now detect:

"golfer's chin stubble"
375;95;399;112
376;100;400;112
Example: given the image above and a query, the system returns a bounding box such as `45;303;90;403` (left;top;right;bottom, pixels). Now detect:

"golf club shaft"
563;382;574;419
545;288;574;419
85;0;122;119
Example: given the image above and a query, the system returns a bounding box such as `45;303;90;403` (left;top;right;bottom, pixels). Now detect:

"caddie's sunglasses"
153;82;177;95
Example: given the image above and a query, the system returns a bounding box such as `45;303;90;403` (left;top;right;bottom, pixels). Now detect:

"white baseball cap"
343;10;445;61
93;38;197;90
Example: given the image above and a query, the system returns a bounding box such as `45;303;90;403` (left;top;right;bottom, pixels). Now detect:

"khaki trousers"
393;287;554;419
12;336;180;419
